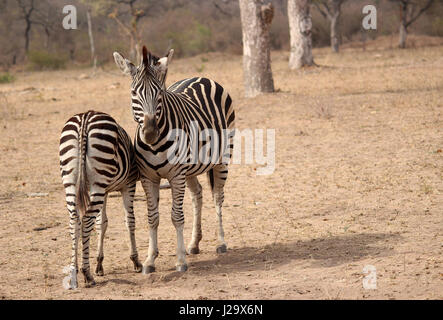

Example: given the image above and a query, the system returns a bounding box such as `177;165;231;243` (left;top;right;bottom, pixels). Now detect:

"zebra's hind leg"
170;174;188;272
141;178;160;274
67;188;80;289
186;176;203;254
81;193;104;287
95;194;108;276
208;165;229;253
121;185;142;273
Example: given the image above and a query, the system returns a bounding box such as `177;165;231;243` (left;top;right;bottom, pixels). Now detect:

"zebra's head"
113;46;174;144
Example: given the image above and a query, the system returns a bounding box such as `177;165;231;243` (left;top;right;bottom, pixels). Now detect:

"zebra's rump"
59;110;136;193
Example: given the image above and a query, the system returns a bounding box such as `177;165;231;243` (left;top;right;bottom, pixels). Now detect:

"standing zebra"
113;46;235;273
59;110;142;288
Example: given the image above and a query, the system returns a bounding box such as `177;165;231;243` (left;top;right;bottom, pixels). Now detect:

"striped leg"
95;194;108;276
66;186;79;289
122;185;142;272
141;178;160;274
186;176;203;254
81;193;105;287
170;174;187;272
210;165;229;253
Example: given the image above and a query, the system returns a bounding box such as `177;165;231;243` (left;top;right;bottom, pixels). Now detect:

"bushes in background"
27;51;67;70
0;72;14;84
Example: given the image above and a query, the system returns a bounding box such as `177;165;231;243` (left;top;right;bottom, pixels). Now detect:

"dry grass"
0;37;442;299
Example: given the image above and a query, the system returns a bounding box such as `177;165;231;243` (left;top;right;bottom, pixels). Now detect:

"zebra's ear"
113;52;136;76
157;49;174;73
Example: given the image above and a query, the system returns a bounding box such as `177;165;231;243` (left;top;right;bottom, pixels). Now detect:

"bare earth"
0;37;442;299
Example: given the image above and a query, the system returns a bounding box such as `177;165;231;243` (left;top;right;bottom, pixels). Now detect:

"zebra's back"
168;77;235;131
135;77;236;179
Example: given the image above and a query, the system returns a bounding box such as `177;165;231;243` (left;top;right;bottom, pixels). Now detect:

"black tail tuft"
207;168;215;193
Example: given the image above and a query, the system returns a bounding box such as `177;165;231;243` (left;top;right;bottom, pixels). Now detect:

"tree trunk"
328;0;342;53
86;9;97;69
399;23;407;49
330;13;339;52
24;20;31;53
239;0;275;98
44;27;50;50
129;36;137;62
398;2;408;49
288;0;314;69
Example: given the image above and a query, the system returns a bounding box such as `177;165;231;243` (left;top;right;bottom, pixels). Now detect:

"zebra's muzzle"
142;114;159;144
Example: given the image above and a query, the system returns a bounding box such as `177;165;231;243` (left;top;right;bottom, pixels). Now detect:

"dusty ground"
0;37;442;299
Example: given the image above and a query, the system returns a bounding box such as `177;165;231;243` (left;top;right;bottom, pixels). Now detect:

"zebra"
113;46;235;273
59;110;142;288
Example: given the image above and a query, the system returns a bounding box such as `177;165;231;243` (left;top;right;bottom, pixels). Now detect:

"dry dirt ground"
0;37;442;300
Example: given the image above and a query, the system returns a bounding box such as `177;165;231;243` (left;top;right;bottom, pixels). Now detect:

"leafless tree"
86;9;97;69
288;0;314;69
389;0;435;48
91;0;163;62
238;0;275;98
313;0;346;53
17;0;35;53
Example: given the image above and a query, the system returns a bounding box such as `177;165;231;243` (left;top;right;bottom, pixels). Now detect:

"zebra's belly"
136;152;219;181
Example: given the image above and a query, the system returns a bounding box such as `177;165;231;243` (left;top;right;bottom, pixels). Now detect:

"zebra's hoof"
95;268;104;277
82;268;96;287
84;277;96;288
67;278;78;290
216;244;227;254
95;257;104;276
187;247;200;255
142;265;155;274
95;264;104;276
130;255;143;273
133;262;143;273
176;264;188;272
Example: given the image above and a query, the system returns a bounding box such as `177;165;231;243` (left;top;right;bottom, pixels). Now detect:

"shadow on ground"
188;232;401;275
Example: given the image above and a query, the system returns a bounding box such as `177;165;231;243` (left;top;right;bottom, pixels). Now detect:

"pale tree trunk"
314;0;343;53
330;1;341;53
239;0;275;98
86;9;97;69
398;1;408;49
399;23;407;49
288;0;314;69
394;0;434;49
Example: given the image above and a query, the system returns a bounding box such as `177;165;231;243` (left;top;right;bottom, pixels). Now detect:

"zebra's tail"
207;168;215;196
76;113;90;219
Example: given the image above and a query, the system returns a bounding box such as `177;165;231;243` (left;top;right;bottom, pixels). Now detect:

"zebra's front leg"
186;176;203;254
141;178;160;274
121;185;142;273
170;175;188;272
95;194;108;276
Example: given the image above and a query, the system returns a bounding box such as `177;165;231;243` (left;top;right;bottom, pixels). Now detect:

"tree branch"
313;1;331;20
405;0;434;28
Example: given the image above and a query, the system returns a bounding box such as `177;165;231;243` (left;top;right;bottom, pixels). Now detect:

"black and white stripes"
59;110;142;288
114;46;236;273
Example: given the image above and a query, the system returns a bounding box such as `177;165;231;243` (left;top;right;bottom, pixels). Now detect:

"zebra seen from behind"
113;46;236;273
59;110;142;288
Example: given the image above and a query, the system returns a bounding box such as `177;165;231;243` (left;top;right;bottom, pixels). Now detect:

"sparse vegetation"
0;72;14;84
1;0;442;69
27;51;67;71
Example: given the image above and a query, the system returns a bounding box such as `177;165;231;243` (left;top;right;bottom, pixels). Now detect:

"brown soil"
0;39;442;299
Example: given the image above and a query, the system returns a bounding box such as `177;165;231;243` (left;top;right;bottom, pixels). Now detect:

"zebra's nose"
142;114;158;144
